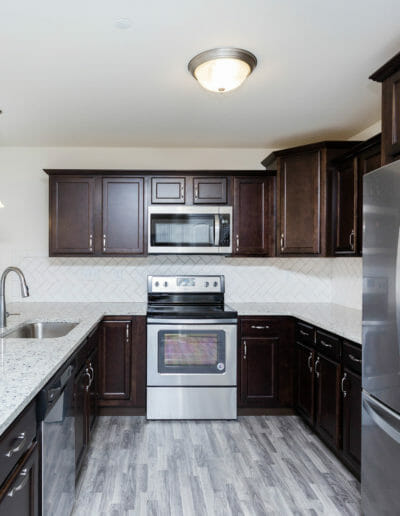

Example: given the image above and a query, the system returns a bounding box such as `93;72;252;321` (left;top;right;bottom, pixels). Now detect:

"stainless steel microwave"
148;206;232;254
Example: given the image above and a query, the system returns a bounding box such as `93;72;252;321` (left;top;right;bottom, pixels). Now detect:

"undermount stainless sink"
4;322;78;339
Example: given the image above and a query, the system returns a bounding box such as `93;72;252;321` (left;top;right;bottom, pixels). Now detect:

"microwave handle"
214;214;220;246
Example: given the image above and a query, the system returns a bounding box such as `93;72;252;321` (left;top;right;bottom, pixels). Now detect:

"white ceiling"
1;0;400;148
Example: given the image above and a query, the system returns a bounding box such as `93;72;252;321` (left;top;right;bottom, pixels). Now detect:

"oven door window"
150;214;215;247
158;330;226;374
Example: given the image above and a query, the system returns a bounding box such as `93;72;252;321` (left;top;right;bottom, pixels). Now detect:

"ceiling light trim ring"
188;47;257;78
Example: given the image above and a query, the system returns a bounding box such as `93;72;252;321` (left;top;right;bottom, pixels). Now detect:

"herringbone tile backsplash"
3;255;362;309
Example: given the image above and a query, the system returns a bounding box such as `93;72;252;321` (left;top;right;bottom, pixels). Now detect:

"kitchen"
1;1;400;515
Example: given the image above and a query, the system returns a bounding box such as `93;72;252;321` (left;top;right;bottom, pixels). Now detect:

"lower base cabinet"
295;341;315;425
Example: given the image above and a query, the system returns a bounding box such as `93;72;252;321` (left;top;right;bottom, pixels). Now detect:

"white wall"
348;120;381;140
0;146;362;309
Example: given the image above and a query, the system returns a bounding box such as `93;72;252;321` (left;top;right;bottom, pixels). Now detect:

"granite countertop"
0;301;361;436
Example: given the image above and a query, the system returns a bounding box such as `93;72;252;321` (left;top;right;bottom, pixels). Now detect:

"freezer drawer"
362;392;400;515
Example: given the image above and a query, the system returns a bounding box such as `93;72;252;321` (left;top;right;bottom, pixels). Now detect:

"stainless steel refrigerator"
362;159;400;515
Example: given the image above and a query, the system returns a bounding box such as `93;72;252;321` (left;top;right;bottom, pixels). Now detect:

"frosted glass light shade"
188;48;257;93
0;201;4;208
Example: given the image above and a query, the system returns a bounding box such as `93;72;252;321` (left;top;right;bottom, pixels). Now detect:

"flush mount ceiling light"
188;47;257;93
0;202;5;208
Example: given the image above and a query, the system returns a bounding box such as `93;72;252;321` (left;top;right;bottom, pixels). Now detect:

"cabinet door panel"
0;443;39;516
193;177;227;204
102;177;144;254
99;320;131;401
87;346;98;436
382;70;400;163
50;176;95;255
279;151;320;254
74;366;89;470
240;337;278;406
151;177;185;203
342;368;361;475
315;354;341;449
233;177;273;256
333;158;357;255
295;342;315;425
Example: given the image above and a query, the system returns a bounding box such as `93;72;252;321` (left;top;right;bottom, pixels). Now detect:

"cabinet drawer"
295;321;315;346
316;330;341;361
0;401;36;487
343;341;362;375
241;318;282;337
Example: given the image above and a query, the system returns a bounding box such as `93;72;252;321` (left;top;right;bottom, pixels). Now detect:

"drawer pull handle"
243;341;247;360
126;323;130;342
299;330;309;337
320;340;333;349
315;357;320;378
5;433;26;458
341;373;348;398
307;352;313;373
349;353;361;364
83;370;91;391
251;325;270;330
7;468;29;497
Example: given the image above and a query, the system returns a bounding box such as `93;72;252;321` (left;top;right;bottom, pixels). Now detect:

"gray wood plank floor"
72;416;360;516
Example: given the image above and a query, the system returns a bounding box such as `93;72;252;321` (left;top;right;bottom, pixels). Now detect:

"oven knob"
155;281;159;287
204;281;209;287
213;281;218;287
217;363;225;371
164;281;168;287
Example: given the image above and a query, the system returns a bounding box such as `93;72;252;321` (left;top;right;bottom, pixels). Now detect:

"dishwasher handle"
37;364;74;420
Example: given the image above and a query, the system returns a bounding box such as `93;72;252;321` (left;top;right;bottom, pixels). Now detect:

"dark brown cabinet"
238;317;294;408
295;341;315;426
87;346;98;435
74;364;89;471
0;442;39;516
233;176;275;256
193;177;227;204
98;316;146;408
370;52;400;164
262;141;359;256
151;177;185;203
102;177;144;255
49;176;96;255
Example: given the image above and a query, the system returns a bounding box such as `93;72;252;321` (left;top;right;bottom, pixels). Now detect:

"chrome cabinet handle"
83;370;91;391
194;186;198;199
5;433;26;458
299;329;309;337
307;352;313;373
7;468;29;497
349;229;355;251
181;185;184;199
251;325;270;330
341;373;348;398
87;363;94;382
315;357;320;378
103;234;106;252
280;233;284;252
348;353;361;364
320;340;333;349
89;234;93;252
243;341;247;360
126;324;130;343
236;234;239;252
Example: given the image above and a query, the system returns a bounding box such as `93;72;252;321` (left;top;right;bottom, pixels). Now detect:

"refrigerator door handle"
396;227;400;343
364;393;400;445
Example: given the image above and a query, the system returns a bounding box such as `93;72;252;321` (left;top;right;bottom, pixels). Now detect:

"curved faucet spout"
0;267;30;329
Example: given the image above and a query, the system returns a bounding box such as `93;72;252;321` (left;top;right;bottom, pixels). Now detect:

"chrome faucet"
0;267;29;329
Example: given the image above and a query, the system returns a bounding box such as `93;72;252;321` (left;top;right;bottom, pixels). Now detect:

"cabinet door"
295;342;315;426
332;158;358;255
87;346;98;436
102;177;144;255
278;151;321;255
233;177;273;256
74;366;90;470
0;443;39;516
382;69;400;164
151;177;185;203
342;368;362;476
315;354;341;449
193;177;227;204
49;176;95;255
240;337;279;407
99;319;131;403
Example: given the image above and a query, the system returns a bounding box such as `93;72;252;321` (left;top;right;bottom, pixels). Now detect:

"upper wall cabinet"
331;134;381;256
233;176;275;256
150;175;229;205
370;51;400;164
262;141;359;256
151;177;185;204
49;176;96;255
47;173;145;257
193;177;227;204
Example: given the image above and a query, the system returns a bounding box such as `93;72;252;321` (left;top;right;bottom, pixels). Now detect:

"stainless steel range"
146;275;237;420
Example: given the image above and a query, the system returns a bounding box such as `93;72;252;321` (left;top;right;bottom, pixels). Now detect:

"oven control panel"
148;275;224;293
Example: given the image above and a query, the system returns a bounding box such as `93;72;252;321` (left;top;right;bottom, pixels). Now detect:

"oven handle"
147;318;238;325
214;214;220;246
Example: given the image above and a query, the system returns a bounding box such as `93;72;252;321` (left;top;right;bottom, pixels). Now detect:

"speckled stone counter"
230;302;362;344
0;300;361;437
0;302;146;435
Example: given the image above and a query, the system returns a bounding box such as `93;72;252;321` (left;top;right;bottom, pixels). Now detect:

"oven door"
147;321;237;386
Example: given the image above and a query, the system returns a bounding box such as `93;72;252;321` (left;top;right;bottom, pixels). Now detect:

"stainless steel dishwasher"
37;362;75;516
